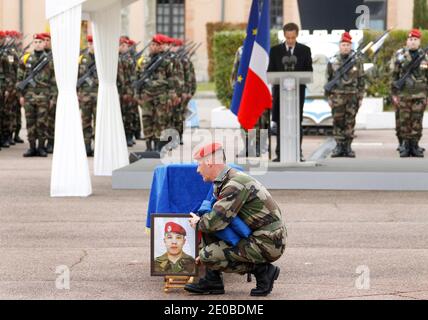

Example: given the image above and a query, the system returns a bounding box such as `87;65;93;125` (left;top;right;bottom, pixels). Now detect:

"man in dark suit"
268;23;313;162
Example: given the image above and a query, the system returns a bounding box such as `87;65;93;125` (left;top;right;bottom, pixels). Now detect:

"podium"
267;72;313;164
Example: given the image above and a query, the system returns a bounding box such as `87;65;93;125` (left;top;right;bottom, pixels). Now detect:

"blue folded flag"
196;195;252;247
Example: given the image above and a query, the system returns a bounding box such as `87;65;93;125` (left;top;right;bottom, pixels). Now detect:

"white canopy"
45;0;139;197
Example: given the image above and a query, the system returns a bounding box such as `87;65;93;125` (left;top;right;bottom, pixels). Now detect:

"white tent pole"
91;2;129;177
49;3;92;197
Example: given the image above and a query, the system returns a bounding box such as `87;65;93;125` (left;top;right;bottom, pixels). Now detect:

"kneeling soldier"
185;143;287;297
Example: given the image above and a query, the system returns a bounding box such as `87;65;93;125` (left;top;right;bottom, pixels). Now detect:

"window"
258;0;283;29
156;0;185;39
364;0;387;31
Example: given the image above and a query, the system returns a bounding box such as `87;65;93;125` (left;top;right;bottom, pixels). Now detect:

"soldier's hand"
4;91;9;99
20;97;25;106
195;256;201;266
392;96;400;105
189;212;200;229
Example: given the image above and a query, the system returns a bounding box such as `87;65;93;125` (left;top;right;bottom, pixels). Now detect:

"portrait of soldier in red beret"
152;218;196;276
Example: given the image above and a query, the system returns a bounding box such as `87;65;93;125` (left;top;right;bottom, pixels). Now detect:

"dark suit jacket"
268;42;313;123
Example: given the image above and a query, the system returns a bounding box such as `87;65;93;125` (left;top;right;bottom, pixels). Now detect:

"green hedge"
213;30;280;108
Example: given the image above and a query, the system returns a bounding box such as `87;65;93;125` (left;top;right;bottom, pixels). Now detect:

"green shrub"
213;30;280;108
414;0;428;29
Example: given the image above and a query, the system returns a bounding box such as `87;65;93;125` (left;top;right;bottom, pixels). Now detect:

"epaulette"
22;52;31;64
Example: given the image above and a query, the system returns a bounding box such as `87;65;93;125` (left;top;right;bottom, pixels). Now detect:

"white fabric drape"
50;4;92;197
91;2;129;176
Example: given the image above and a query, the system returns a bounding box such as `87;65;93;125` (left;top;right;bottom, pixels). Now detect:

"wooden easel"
164;276;194;293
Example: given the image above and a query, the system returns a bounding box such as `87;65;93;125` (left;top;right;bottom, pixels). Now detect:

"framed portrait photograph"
151;214;199;277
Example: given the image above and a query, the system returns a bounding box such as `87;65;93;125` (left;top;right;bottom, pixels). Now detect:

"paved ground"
1;101;428;300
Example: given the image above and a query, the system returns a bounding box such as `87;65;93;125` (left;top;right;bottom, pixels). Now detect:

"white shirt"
285;44;295;55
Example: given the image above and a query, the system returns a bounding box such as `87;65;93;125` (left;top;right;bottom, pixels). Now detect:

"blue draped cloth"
146;163;251;246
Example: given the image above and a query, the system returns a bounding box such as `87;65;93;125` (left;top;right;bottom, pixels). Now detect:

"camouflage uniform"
180;55;197;140
154;252;196;274
17;50;57;153
45;48;57;152
0;44;14;147
326;51;365;156
136;50;175;150
78;51;98;150
170;52;185;140
118;53;135;145
3;47;19;144
198;167;287;274
391;47;428;156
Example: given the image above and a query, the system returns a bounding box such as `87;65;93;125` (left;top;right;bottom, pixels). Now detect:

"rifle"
0;38;17;54
20;41;33;55
392;45;428;90
132;48;172;90
133;42;151;61
187;43;202;58
77;61;97;88
16;51;53;91
324;29;390;94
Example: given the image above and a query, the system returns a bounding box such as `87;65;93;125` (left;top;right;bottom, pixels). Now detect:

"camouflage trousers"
154;101;171;139
199;223;286;274
121;99;135;136
12;99;22;134
132;103;141;135
141;101;155;140
398;96;427;141
24;91;50;142
394;103;401;142
79;91;97;144
46;101;56;141
172;102;185;136
329;93;361;143
0;90;15;136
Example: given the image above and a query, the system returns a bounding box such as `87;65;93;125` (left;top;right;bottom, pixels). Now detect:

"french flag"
230;0;259;116
238;0;272;130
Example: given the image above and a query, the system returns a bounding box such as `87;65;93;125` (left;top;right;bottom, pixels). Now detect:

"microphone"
282;55;297;71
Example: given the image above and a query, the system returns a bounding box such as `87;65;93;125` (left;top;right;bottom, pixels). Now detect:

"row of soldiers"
326;29;428;158
79;33;197;156
0;30;29;151
0;30;197;157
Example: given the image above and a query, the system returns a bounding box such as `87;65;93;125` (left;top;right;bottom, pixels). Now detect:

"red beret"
165;222;186;236
33;33;45;40
152;34;163;44
120;36;130;45
340;32;352;43
87;35;93;43
193;143;223;160
408;29;422;39
173;38;184;46
41;32;51;39
0;31;6;39
128;39;136;46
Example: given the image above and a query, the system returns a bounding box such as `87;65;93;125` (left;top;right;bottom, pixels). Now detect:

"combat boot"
9;134;16;146
14;131;24;144
126;134;134;147
410;140;424;158
250;263;280;297
37;140;48;157
331;142;344;158
46;140;54;154
23;141;37;157
184;269;225;295
343;141;356;158
396;137;403;151
399;140;411;158
85;143;94;157
1;135;10;148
